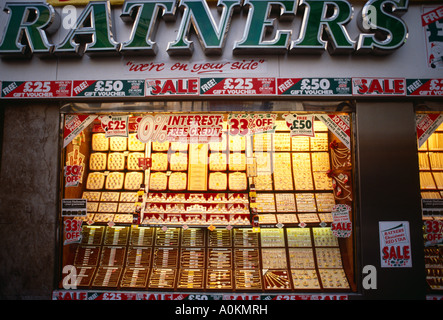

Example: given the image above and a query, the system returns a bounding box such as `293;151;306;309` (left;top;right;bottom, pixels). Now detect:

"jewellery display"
93;214;114;223
74;245;101;266
229;153;246;171
104;226;129;246
110;137;127;152
148;268;176;288
207;269;233;289
101;192;120;202
117;203;136;213
260;228;285;247
98;202;118;213
90;152;107;171
151;153;168;171
262;270;291;290
310;133;328;151
275;193;296;212
120;267;150;288
105;172;125;190
107;152;125;171
63;113;354;292
128;133;146;152
82;191;101;202
287;228;312;247
92;266;122;288
273;153;294;190
288;248;315;269
99;246;126;266
86;172;105;190
291;136;310;151
168;172;187;191
418;126;443;292
312;227;339;247
318;268;350;289
87;201;99;213
253;133;272;152
427;132;443;150
209;153;227;171
235;269;262;290
80;226;105;245
152;141;169;152
92;133;109;151
291;269;320;289
208;172;227;190
177;269;205;289
127;152;145;170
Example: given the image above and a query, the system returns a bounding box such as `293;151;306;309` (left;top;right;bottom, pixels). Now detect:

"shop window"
58;110;356;294
417;114;443;292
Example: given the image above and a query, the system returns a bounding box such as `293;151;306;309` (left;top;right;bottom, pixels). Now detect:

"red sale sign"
424;220;443;246
64;218;83;245
146;78;199;96
379;222;412;268
64;165;83;187
352;78;406;96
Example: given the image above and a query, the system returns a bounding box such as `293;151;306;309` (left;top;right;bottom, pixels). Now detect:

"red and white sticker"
352;78;406;96
1;80;72;98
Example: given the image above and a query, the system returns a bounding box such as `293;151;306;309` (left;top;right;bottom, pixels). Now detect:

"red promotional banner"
407;79;443;96
63;114;97;148
421;5;443;26
1;80;72;98
200;78;276;95
352;78;406;96
416;113;443;148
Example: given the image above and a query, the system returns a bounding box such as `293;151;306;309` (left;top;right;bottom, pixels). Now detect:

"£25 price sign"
99;115;129;137
1;80;72;98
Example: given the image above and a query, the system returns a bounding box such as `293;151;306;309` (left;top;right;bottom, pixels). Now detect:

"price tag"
282;114;315;137
72;79;144;97
99;115;129;137
1;80;72;98
200;78;276;95
64;218;83;245
64;165;83;187
277;78;351;96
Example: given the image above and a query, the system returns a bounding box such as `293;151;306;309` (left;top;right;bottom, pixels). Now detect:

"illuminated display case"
417;115;443;292
59;111;356;293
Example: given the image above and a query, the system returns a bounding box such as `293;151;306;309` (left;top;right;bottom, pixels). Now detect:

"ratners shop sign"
0;0;410;58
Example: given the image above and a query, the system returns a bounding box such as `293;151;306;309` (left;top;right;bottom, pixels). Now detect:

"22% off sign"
64;165;83;187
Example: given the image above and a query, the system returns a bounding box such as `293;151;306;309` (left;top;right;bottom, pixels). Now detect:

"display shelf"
61;114;354;293
63;226;351;292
